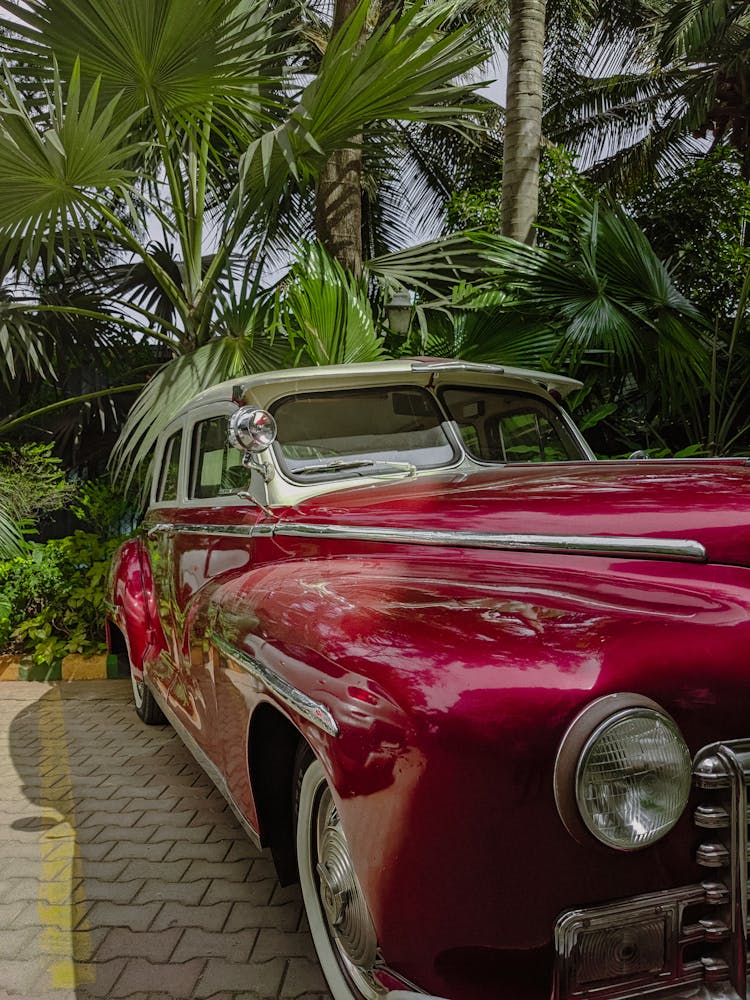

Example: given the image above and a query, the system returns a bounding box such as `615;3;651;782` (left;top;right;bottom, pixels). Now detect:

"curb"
0;653;122;682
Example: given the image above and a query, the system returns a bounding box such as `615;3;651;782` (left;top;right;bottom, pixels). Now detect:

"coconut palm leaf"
109;321;286;487
0;284;51;385
548;0;750;188
231;0;489;226
417;307;562;368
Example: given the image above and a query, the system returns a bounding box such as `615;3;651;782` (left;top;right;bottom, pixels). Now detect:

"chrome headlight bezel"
554;694;692;852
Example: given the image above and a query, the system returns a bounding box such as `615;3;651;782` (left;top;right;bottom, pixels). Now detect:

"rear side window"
189;415;249;499
440;386;583;463
156;430;182;502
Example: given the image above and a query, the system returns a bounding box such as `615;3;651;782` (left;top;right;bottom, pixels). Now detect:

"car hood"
282;459;750;567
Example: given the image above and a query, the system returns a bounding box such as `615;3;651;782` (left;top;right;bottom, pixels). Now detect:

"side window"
189;415;249;499
156;430;182;502
493;412;570;463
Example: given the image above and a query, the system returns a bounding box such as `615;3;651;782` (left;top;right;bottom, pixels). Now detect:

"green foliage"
631;148;750;321
0;441;76;528
283;243;386;365
69;477;141;539
0;531;120;664
445;147;596;242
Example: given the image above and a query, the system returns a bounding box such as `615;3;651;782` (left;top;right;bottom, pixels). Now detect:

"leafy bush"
0;441;76;528
0;531;122;666
70;477;141;539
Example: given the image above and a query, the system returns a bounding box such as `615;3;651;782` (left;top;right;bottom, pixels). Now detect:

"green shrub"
0;441;77;528
0;531;122;666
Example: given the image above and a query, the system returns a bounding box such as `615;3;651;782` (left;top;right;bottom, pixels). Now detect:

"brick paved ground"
0;680;332;1000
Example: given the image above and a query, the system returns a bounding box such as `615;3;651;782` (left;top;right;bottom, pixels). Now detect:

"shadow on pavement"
2;681;328;1000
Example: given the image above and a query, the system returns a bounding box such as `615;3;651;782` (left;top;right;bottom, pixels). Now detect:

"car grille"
554;740;750;1000
692;739;750;999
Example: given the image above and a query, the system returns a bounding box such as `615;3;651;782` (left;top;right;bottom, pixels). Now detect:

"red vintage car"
106;358;750;1000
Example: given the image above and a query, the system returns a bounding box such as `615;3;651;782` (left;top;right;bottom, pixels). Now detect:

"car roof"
178;359;582;417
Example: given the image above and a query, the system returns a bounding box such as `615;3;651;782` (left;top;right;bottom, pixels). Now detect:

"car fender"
107;537;166;678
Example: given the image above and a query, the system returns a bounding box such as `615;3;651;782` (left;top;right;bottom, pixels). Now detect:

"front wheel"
295;746;384;1000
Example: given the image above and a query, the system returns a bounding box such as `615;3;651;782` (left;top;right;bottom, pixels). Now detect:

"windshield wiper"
294;459;417;478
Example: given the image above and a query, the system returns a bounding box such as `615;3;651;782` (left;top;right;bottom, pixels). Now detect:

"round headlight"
228;406;277;454
554;695;692;852
576;707;691;850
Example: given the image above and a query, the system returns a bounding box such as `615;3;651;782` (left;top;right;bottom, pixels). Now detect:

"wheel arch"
248;701;305;886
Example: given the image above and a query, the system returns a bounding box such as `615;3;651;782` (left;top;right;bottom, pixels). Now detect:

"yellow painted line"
37;686;95;988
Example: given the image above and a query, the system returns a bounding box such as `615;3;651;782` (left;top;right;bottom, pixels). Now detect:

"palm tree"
502;0;548;242
547;0;750;187
0;0;489;482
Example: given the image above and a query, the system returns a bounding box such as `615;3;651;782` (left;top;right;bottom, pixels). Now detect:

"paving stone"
225;900;302;934
78;878;145;905
94;927;184;962
0;682;332;1000
247;857;278;881
205;823;246;843
150;900;232;933
171;927;258;963
0;959;44;992
71;842;116;862
119;859;191;882
108;957;205;997
134;877;210;905
147;823;214;844
193;957;286;997
90;824;160;844
253;928;318;962
163;841;231;863
118;795;185;812
72;958;128;998
184;859;253;882
0;925;41;959
105;841;172;863
224;840;263;863
0;901;37;927
280;958;329;997
202;877;276;906
85;901;163;932
271;883;304;905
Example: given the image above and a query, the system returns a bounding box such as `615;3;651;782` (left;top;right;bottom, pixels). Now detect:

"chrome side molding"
209;634;339;738
140;519;707;562
274;523;708;563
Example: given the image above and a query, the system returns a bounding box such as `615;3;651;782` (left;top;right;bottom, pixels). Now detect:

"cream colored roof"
182;359;582;416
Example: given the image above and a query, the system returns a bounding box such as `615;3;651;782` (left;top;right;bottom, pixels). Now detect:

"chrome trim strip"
146;681;262;849
142;522;264;538
210;634;339;738
275;523;708;563
410;361;505;374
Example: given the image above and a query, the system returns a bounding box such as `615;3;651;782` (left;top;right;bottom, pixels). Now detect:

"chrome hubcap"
316;790;378;973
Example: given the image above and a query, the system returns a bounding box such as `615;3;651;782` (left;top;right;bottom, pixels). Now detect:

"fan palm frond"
283;242;385;364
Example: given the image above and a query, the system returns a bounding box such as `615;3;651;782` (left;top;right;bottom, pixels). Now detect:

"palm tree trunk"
501;0;546;245
314;0;364;274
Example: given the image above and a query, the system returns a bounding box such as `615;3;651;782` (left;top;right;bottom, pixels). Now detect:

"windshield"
271;386;459;481
440;385;585;463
